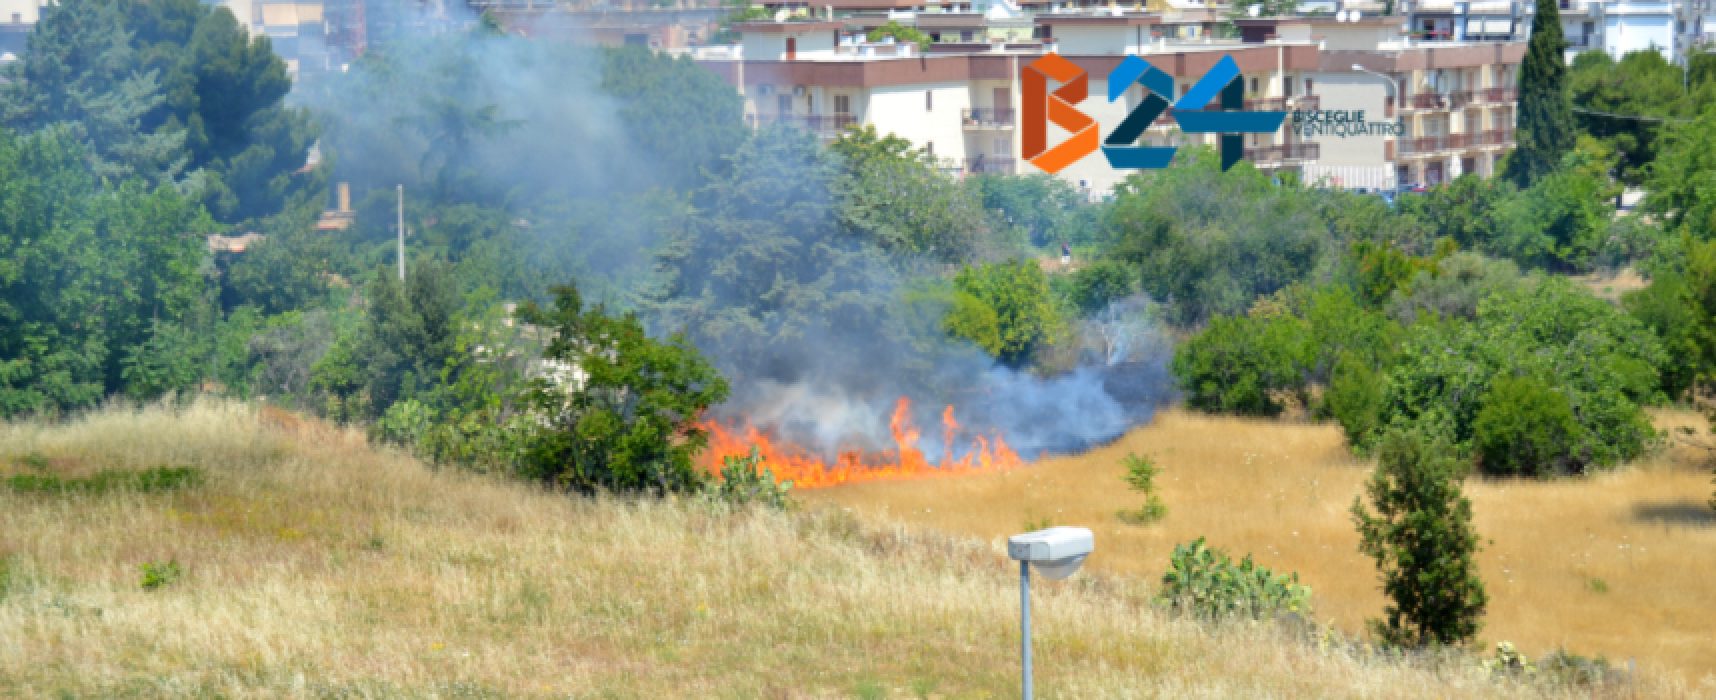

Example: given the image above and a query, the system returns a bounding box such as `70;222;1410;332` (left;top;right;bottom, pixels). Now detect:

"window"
961;30;974;41
1249;77;1258;93
834;95;851;114
926;141;935;158
8;12;17;22
926;90;933;111
1304;78;1313;94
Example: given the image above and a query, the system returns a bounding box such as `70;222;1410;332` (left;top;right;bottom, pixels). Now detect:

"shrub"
1351;427;1486;648
1117;453;1166;524
1472;375;1580;477
139;560;183;591
1171;312;1311;416
518;284;729;495
1324;352;1385;450
709;447;793;510
1375;277;1663;474
4;466;202;495
1157;537;1311;620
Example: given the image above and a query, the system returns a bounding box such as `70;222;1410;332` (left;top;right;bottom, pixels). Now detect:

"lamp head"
1008;527;1094;581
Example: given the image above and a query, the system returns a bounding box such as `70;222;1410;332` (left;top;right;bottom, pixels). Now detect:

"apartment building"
1403;0;1703;63
694;13;1523;194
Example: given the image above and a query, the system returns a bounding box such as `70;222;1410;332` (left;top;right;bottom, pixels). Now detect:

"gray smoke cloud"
297;17;1171;465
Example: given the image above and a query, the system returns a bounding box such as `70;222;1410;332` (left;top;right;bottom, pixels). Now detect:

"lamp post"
1007;527;1094;700
1353;64;1404;190
1352;64;1400;112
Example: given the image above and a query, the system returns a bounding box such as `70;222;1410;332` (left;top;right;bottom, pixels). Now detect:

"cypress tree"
1351;427;1487;647
1506;0;1575;186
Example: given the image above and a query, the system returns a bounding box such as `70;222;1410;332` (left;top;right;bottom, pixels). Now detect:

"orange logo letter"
1022;54;1099;174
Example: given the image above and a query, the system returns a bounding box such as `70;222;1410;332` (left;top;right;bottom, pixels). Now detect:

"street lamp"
1352;63;1400;110
1007;526;1094;700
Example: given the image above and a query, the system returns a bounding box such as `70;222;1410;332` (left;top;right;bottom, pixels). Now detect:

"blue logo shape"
1170;55;1288;170
1102;54;1288;171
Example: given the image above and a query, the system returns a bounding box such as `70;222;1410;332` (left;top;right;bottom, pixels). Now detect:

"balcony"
1448;90;1476;109
962;108;1016;129
965;156;1017;174
745;113;858;138
1400;135;1445;155
1477;87;1517;104
1480;128;1516;146
1244;142;1321;164
1405;92;1448;110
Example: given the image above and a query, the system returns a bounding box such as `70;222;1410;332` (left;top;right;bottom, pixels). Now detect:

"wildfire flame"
703;397;1024;489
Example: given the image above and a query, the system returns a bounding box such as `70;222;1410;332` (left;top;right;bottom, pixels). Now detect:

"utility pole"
396;184;405;282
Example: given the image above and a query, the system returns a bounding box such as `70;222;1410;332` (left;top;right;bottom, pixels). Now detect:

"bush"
1171;312;1311;416
518;284;729;495
1324;352;1385;450
1472;375;1581;477
709;447;793;510
1373;277;1663;474
139;560;183;591
1157;537;1311;620
1351;427;1486;648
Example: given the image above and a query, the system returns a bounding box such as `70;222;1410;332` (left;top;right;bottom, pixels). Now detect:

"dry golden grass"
0;400;1693;697
807;408;1716;689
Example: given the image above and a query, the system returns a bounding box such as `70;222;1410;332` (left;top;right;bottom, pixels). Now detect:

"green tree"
1119;452;1166;524
1643;104;1716;236
1351;427;1487;648
652;127;889;377
866;21;932;50
0;126;214;416
2;0;187;183
968;173;1088;248
356;262;463;417
947;259;1062;367
1103;148;1332;325
1625;237;1716;398
1506;0;1576;187
600;45;747;190
518;283;729;495
831;124;996;262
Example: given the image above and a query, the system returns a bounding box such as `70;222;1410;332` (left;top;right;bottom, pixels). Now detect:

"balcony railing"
1400;135;1444;155
1244;142;1320;163
965;156;1017;174
1448;90;1476;109
1444;132;1475;149
962;108;1016;129
745;113;859;136
1478;87;1517;104
1481;128;1516;146
1406;93;1447;110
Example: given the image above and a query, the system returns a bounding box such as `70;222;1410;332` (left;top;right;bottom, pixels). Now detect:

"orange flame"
702;397;1023;489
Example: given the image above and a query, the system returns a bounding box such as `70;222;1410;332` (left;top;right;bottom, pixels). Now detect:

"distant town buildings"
685;10;1523;193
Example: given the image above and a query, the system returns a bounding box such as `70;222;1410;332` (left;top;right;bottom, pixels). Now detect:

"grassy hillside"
810;409;1716;687
0;401;1694;697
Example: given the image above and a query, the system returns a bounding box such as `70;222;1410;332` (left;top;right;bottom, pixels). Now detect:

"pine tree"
1506;0;1575;186
1351;427;1487;647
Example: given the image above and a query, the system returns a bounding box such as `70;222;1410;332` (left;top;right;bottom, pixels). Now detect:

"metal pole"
1021;560;1032;700
396;184;405;282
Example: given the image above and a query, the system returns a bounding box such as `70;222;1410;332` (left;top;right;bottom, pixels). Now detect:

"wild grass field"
807;408;1716;687
0;400;1698;697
